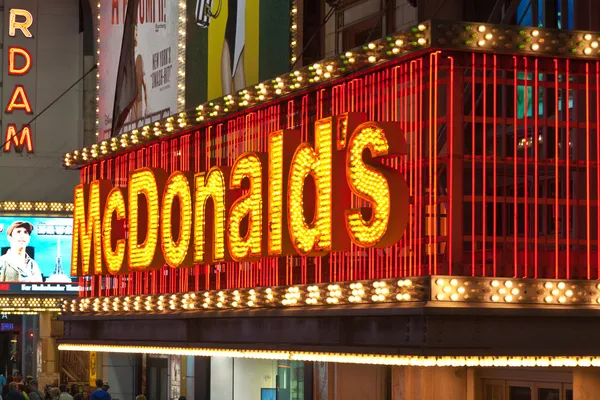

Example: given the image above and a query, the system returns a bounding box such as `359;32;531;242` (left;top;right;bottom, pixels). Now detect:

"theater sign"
71;114;410;276
3;6;35;153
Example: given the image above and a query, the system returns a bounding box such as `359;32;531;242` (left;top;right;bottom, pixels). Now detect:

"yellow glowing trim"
128;169;164;270
72;181;110;275
268;132;284;255
161;172;193;268
288;119;333;255
0;201;72;213
102;187;126;275
59;344;600;368
228;153;263;261
194;167;228;263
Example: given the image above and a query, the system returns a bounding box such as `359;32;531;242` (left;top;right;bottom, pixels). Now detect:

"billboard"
98;0;181;141
186;0;291;105
0;217;72;283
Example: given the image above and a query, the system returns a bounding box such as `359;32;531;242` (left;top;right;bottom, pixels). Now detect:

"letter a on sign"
5;86;33;114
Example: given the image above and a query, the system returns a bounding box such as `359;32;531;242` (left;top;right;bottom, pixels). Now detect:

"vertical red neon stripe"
448;56;454;275
513;56;518;278
534;59;539;278
482;53;487;276
565;59;570;279
472;53;476;276
523;57;528;277
407;63;413;277
586;63;591;279
554;59;560;279
493;55;497;277
597;61;600;279
433;52;439;274
428;52;434;274
420;58;425;276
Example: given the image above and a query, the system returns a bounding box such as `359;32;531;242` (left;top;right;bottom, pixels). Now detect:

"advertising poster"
169;355;181;400
186;0;291;105
98;0;180;141
0;217;72;283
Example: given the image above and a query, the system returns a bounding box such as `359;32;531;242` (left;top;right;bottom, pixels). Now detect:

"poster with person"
98;0;181;141
0;217;72;283
186;0;292;105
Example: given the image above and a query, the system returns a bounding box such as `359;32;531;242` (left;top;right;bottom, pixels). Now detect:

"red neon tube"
523;57;529;277
513;56;518;278
448;55;454;275
554;59;559;279
493;55;497;277
472;53;476;276
534;59;539;278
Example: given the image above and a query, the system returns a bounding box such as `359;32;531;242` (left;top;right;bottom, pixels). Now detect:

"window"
482;379;572;400
333;0;394;55
516;0;574;29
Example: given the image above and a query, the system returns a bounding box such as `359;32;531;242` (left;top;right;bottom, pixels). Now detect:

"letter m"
71;181;112;276
4;124;33;153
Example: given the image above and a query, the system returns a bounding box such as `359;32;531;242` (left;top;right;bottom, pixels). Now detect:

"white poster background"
98;0;179;141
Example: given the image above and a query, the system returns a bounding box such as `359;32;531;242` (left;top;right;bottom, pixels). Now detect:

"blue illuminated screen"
0;216;72;283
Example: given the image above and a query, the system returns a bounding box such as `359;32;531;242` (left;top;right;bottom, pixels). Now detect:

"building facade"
0;0;91;385
58;1;600;399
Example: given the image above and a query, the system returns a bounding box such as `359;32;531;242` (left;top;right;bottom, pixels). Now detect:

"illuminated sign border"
64;276;600;316
57;344;600;368
71;113;410;276
0;201;73;215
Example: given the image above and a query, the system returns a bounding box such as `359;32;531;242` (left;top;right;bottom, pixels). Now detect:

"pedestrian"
26;381;42;400
11;373;22;385
48;387;60;400
89;380;110;400
20;384;29;400
5;382;24;400
69;385;82;400
57;385;72;400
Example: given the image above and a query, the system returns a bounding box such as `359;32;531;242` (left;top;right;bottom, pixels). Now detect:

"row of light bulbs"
455;22;600;57
67;279;421;314
58;343;600;368
433;276;600;305
67;22;430;166
0;201;72;212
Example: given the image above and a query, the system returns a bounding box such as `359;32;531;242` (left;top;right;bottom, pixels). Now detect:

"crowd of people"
0;374;189;400
0;373;112;400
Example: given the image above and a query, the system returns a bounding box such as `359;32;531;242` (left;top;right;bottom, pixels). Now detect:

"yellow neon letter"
194;167;229;263
161;171;193;268
287;119;336;255
9;9;33;38
128;168;166;271
71;180;112;276
345;122;409;247
228;153;264;261
267;130;300;256
102;187;127;275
